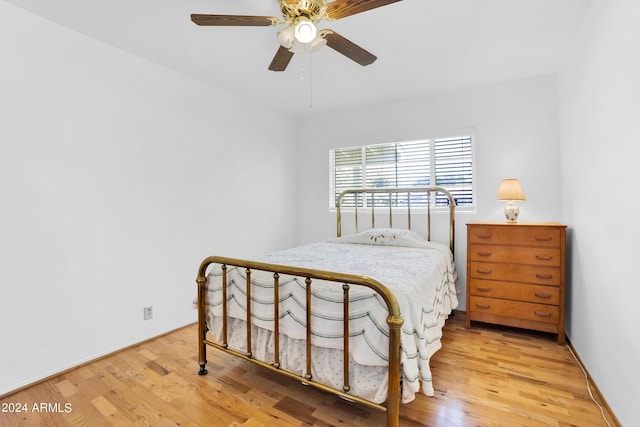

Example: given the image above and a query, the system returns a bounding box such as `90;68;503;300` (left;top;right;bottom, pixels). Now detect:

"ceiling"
5;0;593;117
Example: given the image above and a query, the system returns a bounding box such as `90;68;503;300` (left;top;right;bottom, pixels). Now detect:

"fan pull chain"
308;44;313;108
297;44;313;108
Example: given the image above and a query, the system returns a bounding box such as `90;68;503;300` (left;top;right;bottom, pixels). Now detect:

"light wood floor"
1;313;618;426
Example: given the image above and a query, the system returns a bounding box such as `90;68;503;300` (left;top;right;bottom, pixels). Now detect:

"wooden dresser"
465;222;567;344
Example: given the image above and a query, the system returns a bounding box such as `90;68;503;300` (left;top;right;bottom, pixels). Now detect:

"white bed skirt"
206;311;452;404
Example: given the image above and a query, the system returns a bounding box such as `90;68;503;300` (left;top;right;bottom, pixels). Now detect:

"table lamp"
497;179;526;222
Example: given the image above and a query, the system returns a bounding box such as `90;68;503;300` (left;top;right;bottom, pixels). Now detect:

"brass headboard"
336;186;456;256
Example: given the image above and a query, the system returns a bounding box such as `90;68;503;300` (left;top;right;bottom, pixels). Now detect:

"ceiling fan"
190;0;402;71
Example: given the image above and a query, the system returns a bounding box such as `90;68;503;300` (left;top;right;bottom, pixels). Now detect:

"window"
330;135;474;210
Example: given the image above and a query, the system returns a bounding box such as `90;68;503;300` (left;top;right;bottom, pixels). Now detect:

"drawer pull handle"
535;255;553;261
476;233;492;239
477;252;493;257
476;304;491;309
476;287;491;292
535;311;552;317
534;292;552;299
536;273;553;280
476;268;493;275
535;236;553;242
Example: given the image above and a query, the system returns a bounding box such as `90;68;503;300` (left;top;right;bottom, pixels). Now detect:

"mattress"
203;228;459;403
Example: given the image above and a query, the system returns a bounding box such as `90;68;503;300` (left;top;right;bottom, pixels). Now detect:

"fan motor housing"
280;0;328;23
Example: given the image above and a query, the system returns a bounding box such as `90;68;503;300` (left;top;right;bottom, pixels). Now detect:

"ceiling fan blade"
323;31;377;66
268;46;295;71
191;14;278;27
327;0;402;20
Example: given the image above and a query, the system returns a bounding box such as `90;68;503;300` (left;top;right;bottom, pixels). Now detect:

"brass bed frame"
195;187;456;427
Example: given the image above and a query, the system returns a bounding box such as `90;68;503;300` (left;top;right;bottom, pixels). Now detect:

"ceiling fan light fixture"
277;25;295;48
294;18;317;43
310;34;326;52
288;39;308;54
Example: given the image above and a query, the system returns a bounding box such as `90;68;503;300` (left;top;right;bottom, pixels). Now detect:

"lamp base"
504;202;520;223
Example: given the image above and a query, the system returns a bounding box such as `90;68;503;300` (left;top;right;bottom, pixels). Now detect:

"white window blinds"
330;135;474;209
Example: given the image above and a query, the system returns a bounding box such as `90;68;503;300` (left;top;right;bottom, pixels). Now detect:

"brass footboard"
196;258;404;427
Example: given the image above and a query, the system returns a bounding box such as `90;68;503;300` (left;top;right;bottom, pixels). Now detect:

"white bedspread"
204;231;458;402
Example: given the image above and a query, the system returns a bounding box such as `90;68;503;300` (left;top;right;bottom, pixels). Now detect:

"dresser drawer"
468;226;561;247
468;244;561;266
469;296;559;324
468;279;560;305
469;261;561;286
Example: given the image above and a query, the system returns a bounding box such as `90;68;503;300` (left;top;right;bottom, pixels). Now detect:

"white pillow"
331;228;430;248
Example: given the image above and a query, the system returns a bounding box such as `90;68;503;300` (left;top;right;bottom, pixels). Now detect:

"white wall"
558;0;640;424
295;74;563;309
0;2;296;396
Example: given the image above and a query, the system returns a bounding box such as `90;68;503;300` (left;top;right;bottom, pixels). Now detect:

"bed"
194;187;458;427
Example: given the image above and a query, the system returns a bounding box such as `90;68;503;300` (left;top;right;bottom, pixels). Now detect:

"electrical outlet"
143;306;153;320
